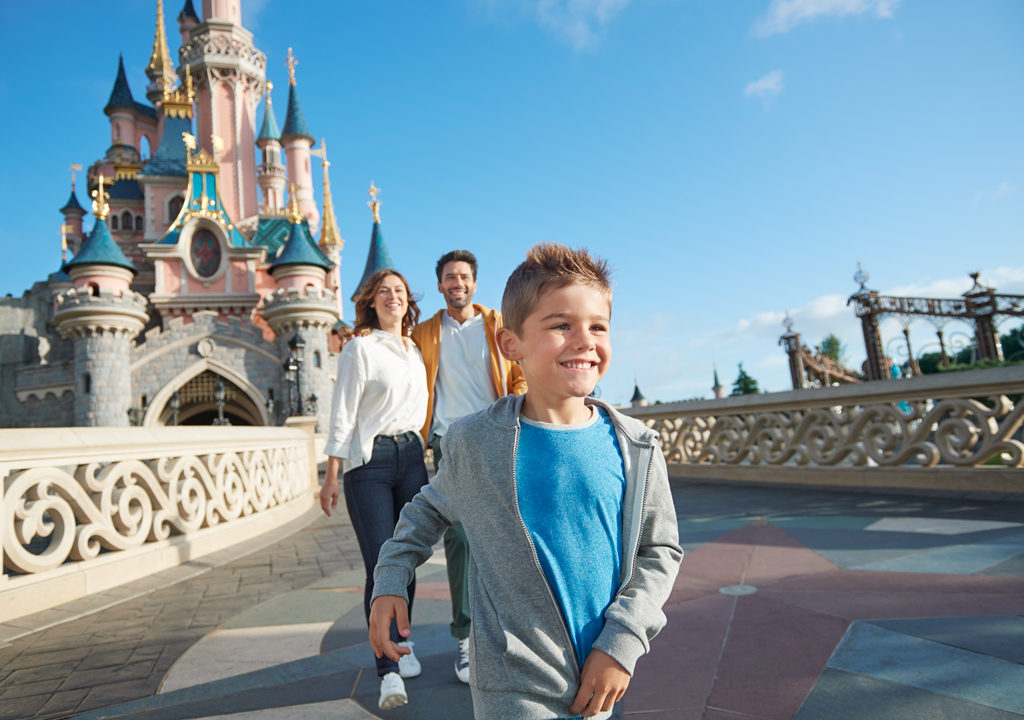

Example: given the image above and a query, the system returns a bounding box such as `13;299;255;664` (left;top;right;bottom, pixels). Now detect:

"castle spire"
313;140;344;252
104;55;135;116
280;48;318;230
352;182;394;301
281;48;313;141
257;81;281;142
146;0;177;105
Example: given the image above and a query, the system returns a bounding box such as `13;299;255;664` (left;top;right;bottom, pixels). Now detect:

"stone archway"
144;359;272;427
164;370;262;426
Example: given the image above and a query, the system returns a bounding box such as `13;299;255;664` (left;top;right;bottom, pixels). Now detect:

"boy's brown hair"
500;243;612;335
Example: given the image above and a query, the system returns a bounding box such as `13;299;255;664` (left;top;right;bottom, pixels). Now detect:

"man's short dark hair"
435;250;478;282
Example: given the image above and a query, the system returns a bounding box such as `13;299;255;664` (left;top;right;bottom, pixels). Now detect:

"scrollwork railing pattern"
628;367;1024;471
2;439;310;577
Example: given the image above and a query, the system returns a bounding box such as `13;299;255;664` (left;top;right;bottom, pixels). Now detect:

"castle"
0;0;393;430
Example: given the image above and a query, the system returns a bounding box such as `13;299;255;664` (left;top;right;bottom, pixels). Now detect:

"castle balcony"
622;365;1024;497
261;285;338;334
51;286;149;338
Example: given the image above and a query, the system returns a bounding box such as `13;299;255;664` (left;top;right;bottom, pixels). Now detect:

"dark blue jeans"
343;431;428;676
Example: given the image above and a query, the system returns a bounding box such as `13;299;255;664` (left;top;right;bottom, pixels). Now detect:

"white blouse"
324;329;428;473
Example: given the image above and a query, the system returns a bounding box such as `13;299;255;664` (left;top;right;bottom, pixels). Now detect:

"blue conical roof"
65;218;136;273
351;222;394;301
270;219;331;271
257;92;281;142
631;383;646;403
60;187;85;214
280;83;313;141
178;0;199;22
104;55;135;115
139;114;192;177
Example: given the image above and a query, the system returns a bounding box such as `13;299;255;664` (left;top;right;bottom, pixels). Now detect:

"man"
411;249;527;684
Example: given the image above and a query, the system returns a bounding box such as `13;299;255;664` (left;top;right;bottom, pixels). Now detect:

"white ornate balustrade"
622;366;1024;495
0;420;319;624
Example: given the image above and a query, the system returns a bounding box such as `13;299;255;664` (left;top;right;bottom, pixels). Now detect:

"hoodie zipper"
510;423;582;681
622;443;653;591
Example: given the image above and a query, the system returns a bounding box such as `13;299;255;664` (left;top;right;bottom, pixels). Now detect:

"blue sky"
1;0;1022;404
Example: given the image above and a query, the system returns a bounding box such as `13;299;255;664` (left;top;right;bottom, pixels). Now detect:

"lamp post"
170;391;180;426
284;356;299;416
212;378;230;425
288;332;306;415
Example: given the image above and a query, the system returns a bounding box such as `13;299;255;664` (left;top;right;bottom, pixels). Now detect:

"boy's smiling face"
498;282;611;422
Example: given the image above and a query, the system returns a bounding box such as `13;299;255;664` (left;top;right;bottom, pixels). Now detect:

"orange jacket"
411;304;527;444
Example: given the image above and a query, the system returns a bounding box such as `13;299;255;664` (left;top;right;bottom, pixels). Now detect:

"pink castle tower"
180;0;265;227
280;48;320;234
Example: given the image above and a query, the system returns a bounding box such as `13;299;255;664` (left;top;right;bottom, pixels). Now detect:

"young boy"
369;243;683;719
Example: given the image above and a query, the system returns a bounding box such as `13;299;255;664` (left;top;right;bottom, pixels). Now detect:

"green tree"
820;333;846;363
730;363;760;396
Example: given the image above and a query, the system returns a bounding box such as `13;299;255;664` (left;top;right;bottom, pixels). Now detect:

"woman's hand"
320;456;341;516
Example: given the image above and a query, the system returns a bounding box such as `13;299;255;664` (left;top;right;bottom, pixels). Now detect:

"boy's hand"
570;649;630;717
368;595;412;662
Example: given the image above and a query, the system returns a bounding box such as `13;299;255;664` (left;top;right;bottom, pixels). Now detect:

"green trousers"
431;435;471;640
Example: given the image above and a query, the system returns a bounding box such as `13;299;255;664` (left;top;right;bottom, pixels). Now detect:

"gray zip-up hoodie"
372;395;683;720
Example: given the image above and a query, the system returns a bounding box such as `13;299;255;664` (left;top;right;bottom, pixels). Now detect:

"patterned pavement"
1;480;1023;719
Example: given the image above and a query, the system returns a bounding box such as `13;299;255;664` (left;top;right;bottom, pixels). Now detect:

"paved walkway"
1;480;1023;719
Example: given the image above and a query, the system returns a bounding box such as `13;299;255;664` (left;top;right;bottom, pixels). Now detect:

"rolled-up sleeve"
324;344;365;461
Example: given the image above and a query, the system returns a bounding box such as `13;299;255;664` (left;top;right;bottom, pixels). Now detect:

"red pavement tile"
741;526;839;585
628;594;736;719
707;596;849;720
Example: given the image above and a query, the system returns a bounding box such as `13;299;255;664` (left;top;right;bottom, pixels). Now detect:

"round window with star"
190;228;221;278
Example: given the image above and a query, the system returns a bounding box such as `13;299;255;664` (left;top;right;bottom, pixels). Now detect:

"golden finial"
148;0;176;89
316;139;344;251
60;223;71;263
91;175;112;220
285;47;298;86
211;134;224;159
287;183;304;224
367;181;381;223
185;63;194;103
182;132;197;154
69;163;82;190
267;80;274;94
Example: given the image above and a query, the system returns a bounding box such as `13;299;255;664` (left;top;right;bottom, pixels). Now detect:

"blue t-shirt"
515;406;626;667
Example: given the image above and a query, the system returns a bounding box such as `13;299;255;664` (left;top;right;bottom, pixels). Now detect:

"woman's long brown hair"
352;269;420;337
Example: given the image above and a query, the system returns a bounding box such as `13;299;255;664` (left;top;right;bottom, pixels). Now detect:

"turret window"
110;215;119;230
121;211;133;232
168;195;184;222
83;373;91;394
135;215;144;231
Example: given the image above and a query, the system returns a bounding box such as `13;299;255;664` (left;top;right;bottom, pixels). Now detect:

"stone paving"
1;480;1023;719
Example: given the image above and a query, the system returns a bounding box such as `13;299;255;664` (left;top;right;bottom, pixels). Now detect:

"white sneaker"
397;640;421;678
378;672;408;710
454;637;470;684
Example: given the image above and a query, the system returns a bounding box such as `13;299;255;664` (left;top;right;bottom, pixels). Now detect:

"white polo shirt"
431;312;497;437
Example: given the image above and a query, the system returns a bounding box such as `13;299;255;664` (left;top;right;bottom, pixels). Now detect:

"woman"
320;269;428;711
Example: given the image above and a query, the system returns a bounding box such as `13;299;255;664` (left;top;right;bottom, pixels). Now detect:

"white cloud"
754;0;901;36
744;70;784;103
534;0;633;49
241;0;270;32
974;181;1015;206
